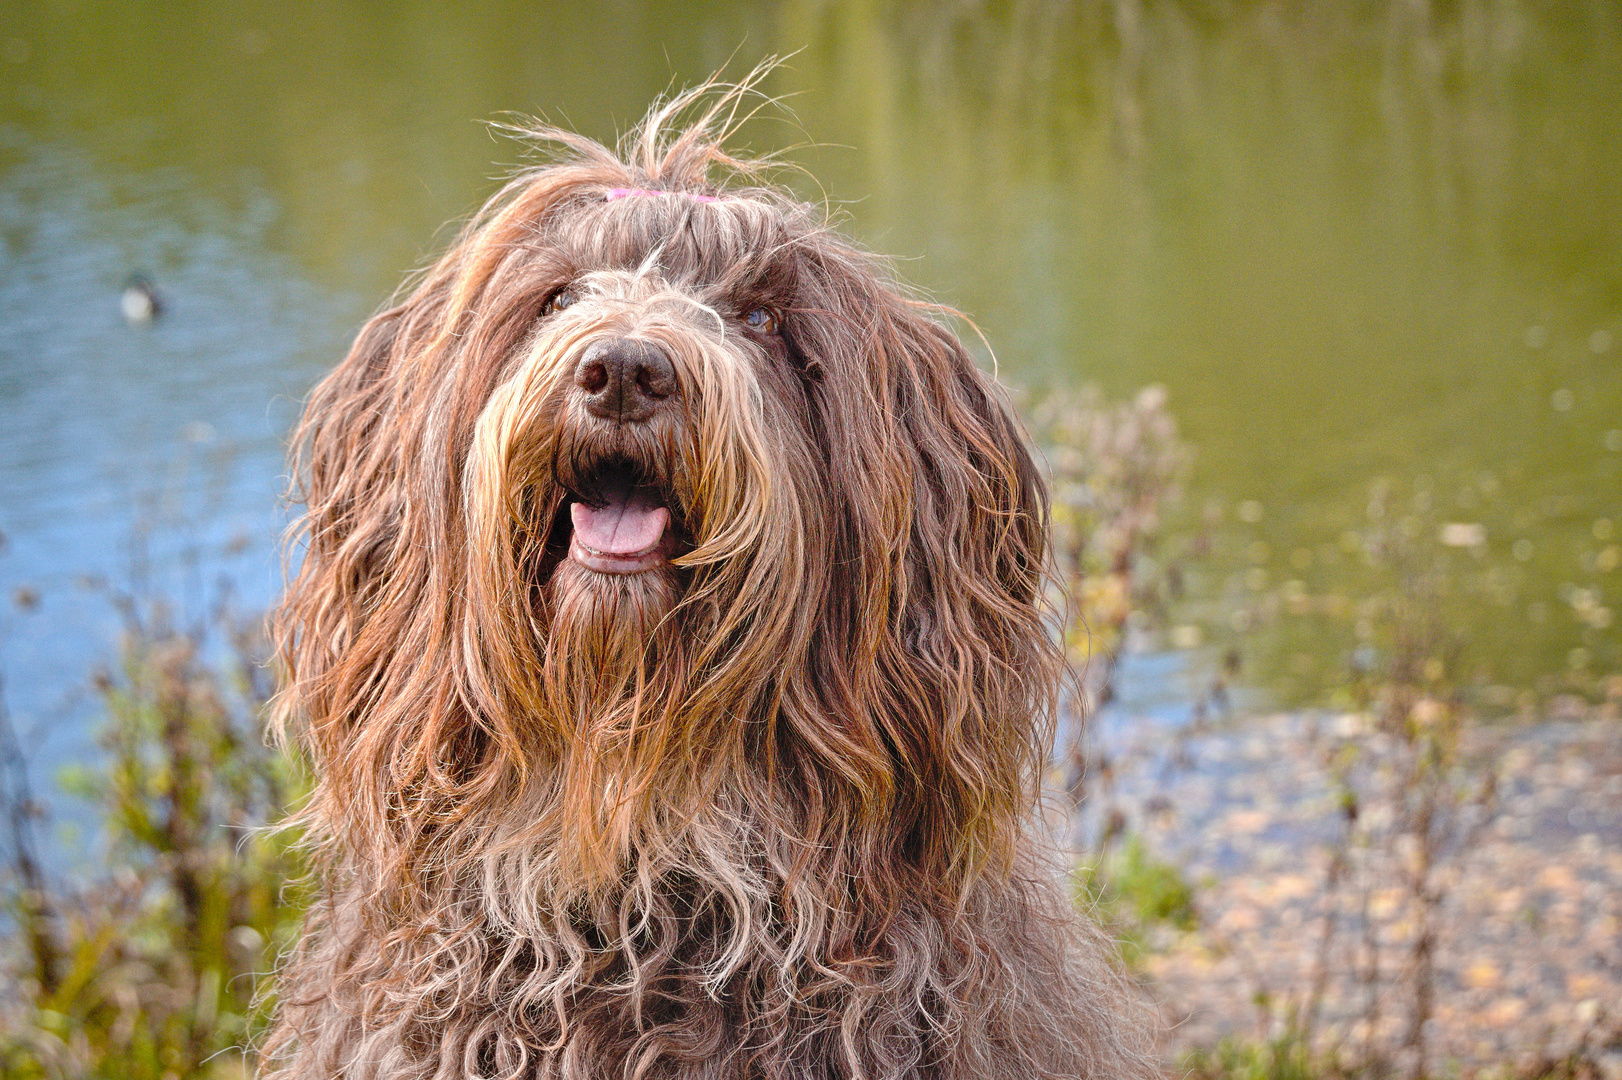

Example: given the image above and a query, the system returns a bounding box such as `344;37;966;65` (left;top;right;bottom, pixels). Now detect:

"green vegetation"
1075;833;1198;966
0;601;303;1080
1034;383;1189;677
1183;1035;1321;1080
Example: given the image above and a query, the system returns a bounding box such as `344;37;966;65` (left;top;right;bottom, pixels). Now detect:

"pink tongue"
571;490;670;555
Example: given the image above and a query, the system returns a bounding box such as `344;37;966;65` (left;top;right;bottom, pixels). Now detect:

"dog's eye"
743;308;779;335
542;288;576;316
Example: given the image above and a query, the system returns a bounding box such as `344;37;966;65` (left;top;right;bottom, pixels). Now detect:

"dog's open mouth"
562;458;678;575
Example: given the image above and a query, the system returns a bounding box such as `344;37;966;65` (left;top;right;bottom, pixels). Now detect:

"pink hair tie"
605;187;720;203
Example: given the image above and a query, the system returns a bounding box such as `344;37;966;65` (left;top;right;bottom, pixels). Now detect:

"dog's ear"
272;290;444;774
274;277;548;864
273;167;608;851
785;264;1057;890
870;306;1056;878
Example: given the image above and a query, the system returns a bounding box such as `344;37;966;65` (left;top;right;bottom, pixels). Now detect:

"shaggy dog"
266;82;1148;1080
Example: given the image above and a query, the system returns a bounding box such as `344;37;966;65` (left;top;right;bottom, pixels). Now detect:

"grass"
1075;833;1198;965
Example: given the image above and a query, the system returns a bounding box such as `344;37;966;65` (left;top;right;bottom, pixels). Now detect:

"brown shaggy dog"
265;80;1149;1080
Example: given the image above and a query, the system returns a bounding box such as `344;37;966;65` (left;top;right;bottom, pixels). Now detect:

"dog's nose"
574;338;677;423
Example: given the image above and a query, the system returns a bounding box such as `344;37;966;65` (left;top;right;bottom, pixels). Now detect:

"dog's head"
277;85;1059;901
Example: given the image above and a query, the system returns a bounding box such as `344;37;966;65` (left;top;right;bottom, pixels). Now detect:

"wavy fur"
265;74;1150;1080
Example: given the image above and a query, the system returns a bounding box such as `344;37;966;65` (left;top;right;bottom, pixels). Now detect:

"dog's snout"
575;338;677;423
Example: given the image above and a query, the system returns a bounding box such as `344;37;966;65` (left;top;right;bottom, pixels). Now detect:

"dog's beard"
543;558;681;710
535;559;685;880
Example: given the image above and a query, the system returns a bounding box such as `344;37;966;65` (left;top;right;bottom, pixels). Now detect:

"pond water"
2;2;1619;811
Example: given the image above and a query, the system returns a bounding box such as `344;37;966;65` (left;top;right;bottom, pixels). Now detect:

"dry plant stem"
1178;520;1505;1078
1399;746;1439;1080
0;670;60;997
1300;831;1348;1049
1031;385;1186;820
1358;854;1381;1071
1345;602;1496;1075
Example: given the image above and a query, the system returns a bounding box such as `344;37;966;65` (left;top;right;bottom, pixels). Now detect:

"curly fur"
264;74;1151;1080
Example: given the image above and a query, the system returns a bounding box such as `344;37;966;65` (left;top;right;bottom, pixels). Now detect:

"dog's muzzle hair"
265;75;1152;1080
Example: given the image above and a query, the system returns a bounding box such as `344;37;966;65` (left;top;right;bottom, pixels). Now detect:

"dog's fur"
265;80;1148;1080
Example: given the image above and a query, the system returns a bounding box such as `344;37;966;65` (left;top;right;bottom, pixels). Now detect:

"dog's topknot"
265;67;1151;1080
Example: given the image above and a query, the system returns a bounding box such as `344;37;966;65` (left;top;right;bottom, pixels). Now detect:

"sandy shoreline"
1079;707;1622;1071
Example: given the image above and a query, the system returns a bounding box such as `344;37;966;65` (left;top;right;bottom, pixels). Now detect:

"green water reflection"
3;0;1618;704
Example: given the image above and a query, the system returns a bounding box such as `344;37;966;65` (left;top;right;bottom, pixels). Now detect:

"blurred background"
1;2;1618;1077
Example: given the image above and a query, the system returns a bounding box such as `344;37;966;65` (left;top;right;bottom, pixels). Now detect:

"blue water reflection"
0;131;346;818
